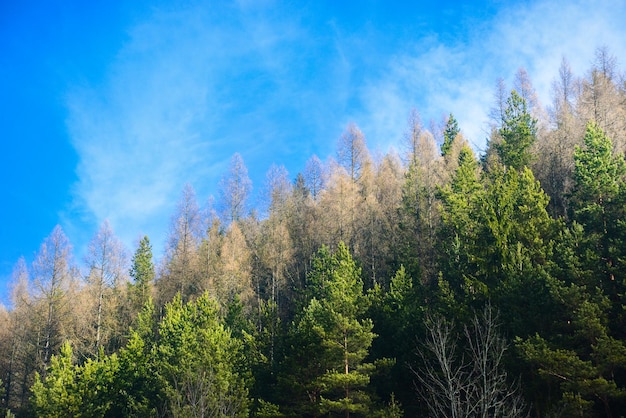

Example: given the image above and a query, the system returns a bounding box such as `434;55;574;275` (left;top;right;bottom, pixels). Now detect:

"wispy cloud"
357;0;626;152
64;1;348;251
64;0;626;255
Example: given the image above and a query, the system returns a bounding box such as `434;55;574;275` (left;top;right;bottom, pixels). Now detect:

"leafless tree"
31;225;78;367
304;155;326;202
84;219;129;355
337;122;371;184
219;153;252;225
159;184;203;305
413;306;528;418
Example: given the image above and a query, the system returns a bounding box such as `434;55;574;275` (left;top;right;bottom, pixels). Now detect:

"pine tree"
283;243;376;417
494;90;537;170
128;236;155;314
441;113;460;156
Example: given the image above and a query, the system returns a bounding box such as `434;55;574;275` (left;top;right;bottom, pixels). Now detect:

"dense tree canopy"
3;47;626;417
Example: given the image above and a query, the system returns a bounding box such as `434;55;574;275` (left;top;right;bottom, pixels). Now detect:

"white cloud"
64;0;626;257
358;0;626;153
64;1;347;253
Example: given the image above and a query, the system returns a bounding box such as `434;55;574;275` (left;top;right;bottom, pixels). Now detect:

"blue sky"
1;0;626;305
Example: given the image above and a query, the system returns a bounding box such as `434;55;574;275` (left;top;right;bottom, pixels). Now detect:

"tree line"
1;46;626;416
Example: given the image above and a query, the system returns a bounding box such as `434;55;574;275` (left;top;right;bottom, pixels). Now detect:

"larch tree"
358;154;403;287
30;225;78;368
1;258;36;411
578;47;626;154
84;219;129;356
304;154;326;202
337;123;371;185
219;153;252;225
317;164;361;249
158;184;202;305
534;57;582;217
400;126;443;283
216;222;254;308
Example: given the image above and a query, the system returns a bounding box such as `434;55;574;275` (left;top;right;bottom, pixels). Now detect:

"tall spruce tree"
441;113;460;157
494;90;537;170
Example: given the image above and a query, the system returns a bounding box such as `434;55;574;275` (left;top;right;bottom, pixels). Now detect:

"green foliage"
157;293;250;417
282;242;377;416
572;122;626;214
30;294;251;417
441;113;460;156
12;56;626;418
31;342;79;417
494;90;537;170
128;235;155;309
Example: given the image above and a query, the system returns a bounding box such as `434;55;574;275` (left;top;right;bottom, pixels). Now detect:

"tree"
400;126;443;283
31;342;80;417
570;122;626;317
31;342;121;418
1;258;36;412
31;226;78;367
438;145;483;304
337;123;371;184
127;236;155;327
84;220;128;355
128;236;155;312
413;306;527;418
441;113;460;157
304;155;326;202
282;243;376;417
517;292;626;416
215;222;254;307
219;153;252;225
157;293;250;417
262;164;292;217
493;90;537;170
158;184;202;305
534;57;581;217
577;47;626;155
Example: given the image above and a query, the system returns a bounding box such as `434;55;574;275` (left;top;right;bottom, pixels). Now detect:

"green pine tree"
128;236;155;311
283;243;376;417
494;90;537;170
441;113;460;156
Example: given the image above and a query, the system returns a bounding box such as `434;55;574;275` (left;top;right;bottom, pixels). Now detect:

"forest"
1;46;626;417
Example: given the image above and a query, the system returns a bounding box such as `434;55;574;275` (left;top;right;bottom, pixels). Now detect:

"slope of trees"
2;47;626;417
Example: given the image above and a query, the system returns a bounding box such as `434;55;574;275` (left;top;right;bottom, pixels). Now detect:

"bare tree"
31;225;78;367
489;78;508;130
304;155;326;202
219;153;252;225
413;306;527;418
84;220;129;355
159;184;203;305
262;163;291;218
337;122;371;184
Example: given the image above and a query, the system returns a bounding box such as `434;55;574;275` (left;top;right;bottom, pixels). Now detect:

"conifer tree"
441;113;460;156
128;236;155;313
494;90;537;170
282;243;377;417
